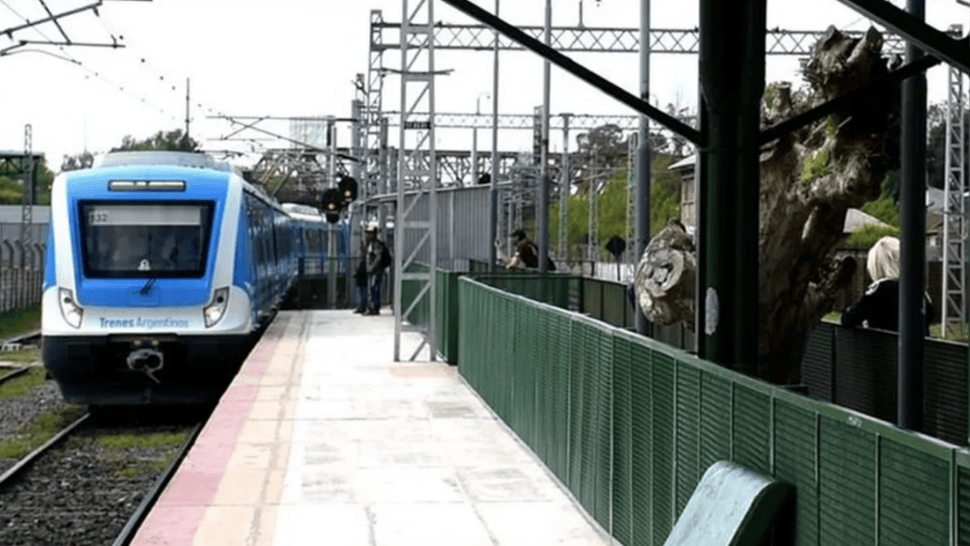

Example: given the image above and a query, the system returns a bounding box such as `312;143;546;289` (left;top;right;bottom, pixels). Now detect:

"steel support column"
537;0;551;274
898;0;927;432
488;0;500;271
699;0;765;373
635;0;651;336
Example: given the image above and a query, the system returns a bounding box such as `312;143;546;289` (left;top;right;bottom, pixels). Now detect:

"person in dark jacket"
841;236;935;334
352;241;369;314
363;222;389;315
505;229;556;271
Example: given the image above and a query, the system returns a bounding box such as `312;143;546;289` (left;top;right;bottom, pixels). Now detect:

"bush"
845;224;900;248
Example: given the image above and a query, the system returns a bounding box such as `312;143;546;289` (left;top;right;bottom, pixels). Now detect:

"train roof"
98;151;232;171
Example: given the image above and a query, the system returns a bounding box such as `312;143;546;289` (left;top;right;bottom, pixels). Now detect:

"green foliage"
61;151;94;172
826;115;839;138
800;148;830;184
112;128;200;152
0;367;45;398
0;349;39;363
0;303;41;339
549;154;681;259
762;82;785;108
846;224;900;248
0;407;86;460
98;430;188;479
929;322;970;342
860;193;900;228
97;431;187;450
0;157;55;205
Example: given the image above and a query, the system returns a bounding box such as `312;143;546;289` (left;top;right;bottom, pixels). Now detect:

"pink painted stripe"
130;314;296;546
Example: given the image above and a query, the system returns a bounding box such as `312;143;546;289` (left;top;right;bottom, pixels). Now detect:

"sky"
0;0;968;172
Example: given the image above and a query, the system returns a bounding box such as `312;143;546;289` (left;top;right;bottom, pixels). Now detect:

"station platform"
131;310;611;546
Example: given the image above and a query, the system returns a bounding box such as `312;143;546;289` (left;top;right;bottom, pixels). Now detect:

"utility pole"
489;0;501;271
185;78;191;141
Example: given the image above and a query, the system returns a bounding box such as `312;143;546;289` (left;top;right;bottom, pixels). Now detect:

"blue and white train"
42;151;300;405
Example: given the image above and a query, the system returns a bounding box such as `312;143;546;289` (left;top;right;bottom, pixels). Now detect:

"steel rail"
111;419;204;546
0;413;90;489
0;366;29;384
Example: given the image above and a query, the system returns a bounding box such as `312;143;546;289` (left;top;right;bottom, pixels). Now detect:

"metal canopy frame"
438;0;967;432
395;0;438;362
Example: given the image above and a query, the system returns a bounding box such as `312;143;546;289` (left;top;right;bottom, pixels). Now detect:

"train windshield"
80;202;213;278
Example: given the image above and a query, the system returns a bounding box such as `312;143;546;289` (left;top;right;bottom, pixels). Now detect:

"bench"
663;461;795;546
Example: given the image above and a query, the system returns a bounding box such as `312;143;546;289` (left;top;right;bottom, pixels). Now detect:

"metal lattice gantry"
371;18;908;55
942;23;966;339
366;10;390;201
20;124;33;269
395;0;438;362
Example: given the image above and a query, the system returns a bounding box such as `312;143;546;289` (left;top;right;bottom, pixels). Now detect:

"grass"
0;348;40;364
0;406;87;460
0;304;40;341
97;431;187;450
0;367;46;398
930;322;970;343
823;313;970;343
97;430;189;478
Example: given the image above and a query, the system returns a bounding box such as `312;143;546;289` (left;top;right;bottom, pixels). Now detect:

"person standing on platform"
352;238;369;314
364;222;390;315
505;228;556;271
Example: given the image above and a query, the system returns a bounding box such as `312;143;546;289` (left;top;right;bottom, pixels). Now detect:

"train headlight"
58;288;83;329
203;287;230;328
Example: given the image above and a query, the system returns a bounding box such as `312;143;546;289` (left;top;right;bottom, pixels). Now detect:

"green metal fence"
458;276;969;546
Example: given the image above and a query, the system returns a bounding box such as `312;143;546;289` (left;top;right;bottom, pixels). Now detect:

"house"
668;154;891;237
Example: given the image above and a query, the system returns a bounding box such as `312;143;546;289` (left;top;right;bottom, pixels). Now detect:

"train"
41;151;338;405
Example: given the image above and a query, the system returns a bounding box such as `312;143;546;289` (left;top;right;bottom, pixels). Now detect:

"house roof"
843;208;889;233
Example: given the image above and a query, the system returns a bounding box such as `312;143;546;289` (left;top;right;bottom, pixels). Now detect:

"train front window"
80;202;213;278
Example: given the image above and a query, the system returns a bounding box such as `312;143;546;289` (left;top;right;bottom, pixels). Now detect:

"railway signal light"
321;188;343;223
338;175;358;203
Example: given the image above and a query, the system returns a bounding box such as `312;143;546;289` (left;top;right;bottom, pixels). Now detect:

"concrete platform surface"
131;310;611;546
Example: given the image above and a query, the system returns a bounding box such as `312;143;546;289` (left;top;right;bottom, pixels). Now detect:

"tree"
111;128;200;152
0;158;56;205
61;151;94;172
635;26;900;384
925;100;970;192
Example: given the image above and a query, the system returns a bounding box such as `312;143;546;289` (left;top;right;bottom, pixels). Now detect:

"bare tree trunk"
636;27;899;384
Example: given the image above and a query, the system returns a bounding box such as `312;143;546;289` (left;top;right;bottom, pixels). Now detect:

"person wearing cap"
363;222;390;315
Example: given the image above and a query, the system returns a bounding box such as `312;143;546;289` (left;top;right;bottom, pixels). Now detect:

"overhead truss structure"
395;0;438;362
942;24;966;338
371;19;907;55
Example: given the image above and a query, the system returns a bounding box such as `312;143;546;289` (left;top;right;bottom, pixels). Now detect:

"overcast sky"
0;0;967;170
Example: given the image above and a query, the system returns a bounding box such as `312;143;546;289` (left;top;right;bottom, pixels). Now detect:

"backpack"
379;242;393;269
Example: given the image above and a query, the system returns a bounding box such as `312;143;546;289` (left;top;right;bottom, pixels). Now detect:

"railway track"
112;419;203;546
0;412;90;490
0;404;208;545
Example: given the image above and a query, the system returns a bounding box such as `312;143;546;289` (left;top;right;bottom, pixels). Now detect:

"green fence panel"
698;372;731;472
628;331;654;546
435;269;460;363
819;416;877;545
551;313;572;484
568;319;590;505
651;349;676;544
733;384;772;475
772;399;819;546
878;438;949;545
612;335;634;546
674;362;701;518
958;453;970;546
456;277;970;546
514;303;538;452
592;323;614;530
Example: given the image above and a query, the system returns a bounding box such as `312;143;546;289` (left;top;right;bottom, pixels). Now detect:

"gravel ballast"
0;366;198;545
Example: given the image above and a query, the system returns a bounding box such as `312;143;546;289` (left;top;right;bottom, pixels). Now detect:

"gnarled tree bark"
635;26;899;384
